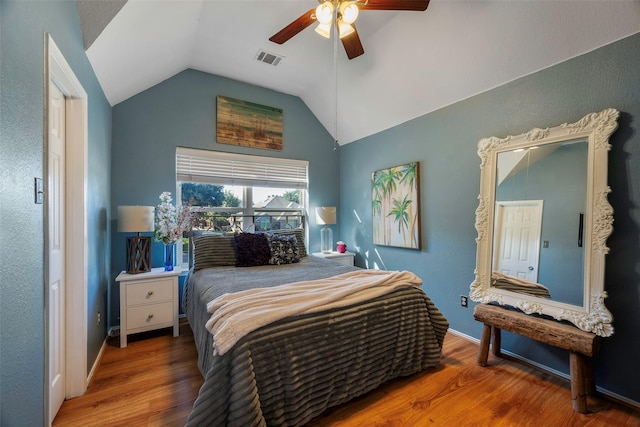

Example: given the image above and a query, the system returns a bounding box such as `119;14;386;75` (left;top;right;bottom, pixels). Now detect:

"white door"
48;81;66;423
493;200;543;282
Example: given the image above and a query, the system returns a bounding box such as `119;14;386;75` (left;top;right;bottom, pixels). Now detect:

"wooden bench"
473;304;601;413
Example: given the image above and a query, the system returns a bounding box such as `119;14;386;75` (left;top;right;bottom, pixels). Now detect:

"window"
175;147;309;266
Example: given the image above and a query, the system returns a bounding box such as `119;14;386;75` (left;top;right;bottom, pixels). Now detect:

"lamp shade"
315;22;332;38
338;21;354;38
339;2;359;24
316;206;336;225
315;2;334;24
118;206;154;233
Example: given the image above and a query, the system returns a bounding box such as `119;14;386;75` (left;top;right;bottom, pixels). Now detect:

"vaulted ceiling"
78;0;640;144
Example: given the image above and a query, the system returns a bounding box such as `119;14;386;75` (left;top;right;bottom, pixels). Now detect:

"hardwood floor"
54;322;640;426
53;321;202;427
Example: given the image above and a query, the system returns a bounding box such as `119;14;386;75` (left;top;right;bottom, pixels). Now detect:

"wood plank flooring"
54;322;640;426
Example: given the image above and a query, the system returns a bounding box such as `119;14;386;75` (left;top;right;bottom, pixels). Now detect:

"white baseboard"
446;328;478;343
86;336;108;387
446;328;640;410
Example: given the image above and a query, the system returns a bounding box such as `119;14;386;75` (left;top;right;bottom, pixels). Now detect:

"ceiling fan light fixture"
338;20;354;39
270;0;429;60
315;22;332;39
315;2;334;25
339;2;359;25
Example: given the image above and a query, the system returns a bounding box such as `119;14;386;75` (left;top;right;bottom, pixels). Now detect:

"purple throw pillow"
234;233;271;267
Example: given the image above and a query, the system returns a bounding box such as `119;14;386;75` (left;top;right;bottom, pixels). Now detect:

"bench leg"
491;326;502;357
570;351;589;413
477;324;491;366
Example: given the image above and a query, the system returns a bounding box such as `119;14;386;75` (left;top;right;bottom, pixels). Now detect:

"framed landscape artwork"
371;162;421;249
216;96;283;150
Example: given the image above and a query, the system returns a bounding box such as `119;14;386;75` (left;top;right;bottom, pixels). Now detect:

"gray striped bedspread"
184;256;449;426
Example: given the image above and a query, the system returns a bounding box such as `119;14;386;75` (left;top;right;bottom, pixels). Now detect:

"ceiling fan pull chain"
333;7;339;151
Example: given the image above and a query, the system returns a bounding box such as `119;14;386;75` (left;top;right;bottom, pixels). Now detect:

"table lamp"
316;206;336;253
118;205;154;274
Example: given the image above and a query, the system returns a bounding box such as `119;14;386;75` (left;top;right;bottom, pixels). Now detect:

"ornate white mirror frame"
470;108;619;337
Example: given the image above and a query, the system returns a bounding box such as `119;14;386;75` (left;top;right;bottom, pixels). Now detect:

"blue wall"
339;33;640;404
0;1;112;424
110;69;337;327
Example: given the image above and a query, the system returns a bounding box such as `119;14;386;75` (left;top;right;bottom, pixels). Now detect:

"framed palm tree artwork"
371;162;421;249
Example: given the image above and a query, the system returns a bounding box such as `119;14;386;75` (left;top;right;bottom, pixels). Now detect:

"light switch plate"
35;178;43;204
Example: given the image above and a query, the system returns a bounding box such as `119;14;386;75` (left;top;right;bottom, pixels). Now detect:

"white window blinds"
176;147;309;189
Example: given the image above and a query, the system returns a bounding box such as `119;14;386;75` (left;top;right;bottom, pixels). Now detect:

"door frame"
44;34;88;422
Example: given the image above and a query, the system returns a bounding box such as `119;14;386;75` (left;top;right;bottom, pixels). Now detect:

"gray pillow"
268;228;307;257
192;234;237;271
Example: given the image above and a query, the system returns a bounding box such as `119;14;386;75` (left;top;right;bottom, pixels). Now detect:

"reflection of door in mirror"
493;200;543;283
494;140;587;306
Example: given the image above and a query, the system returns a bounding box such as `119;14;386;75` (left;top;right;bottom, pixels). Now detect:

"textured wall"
0;1;112;424
339;33;640;404
110;69;337;326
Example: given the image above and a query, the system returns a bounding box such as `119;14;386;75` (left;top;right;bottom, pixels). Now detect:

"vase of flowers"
154;192;193;271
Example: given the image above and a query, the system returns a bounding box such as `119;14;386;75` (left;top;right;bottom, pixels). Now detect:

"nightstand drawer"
126;302;174;330
312;251;355;266
126;278;174;305
329;256;353;266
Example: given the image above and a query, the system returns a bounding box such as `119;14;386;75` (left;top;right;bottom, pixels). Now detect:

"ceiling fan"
269;0;430;60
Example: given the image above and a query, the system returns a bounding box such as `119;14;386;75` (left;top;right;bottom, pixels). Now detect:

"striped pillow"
192;234;237;271
267;228;307;257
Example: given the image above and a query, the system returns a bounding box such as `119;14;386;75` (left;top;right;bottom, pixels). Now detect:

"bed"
183;228;448;426
491;271;551;298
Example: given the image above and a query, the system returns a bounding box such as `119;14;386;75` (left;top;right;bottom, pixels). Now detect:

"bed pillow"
267;233;300;265
192;234;237;271
234;233;271;267
268;228;307;257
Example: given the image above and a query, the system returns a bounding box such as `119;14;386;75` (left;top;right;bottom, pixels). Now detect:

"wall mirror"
470;109;619;337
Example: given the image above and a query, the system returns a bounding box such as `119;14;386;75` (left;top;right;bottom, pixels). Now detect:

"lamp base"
320;225;333;254
125;236;152;274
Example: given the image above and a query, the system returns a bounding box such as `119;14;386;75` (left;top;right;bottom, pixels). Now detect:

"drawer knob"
147;291;154;296
147;314;154;319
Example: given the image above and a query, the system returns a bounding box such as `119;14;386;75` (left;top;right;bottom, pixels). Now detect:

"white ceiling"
84;0;640;145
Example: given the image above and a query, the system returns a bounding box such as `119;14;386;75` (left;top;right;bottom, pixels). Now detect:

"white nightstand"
116;267;181;348
312;251;355;266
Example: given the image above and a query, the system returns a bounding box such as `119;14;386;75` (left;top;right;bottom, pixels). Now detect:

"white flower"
154;192;193;245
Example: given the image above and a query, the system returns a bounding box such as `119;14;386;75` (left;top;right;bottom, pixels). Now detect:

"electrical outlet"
97;311;101;325
460;295;468;307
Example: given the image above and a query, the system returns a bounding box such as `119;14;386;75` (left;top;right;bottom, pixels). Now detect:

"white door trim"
45;34;88;422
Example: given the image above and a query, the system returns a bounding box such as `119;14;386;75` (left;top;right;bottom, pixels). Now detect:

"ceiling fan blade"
341;25;365;60
269;8;317;44
362;0;430;11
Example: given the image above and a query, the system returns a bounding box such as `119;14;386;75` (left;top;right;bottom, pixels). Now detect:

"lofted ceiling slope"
80;0;640;145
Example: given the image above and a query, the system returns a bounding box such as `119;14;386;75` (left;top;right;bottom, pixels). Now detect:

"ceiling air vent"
255;50;283;66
